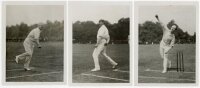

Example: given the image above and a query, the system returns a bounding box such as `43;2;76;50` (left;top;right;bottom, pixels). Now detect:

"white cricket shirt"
97;25;109;39
160;23;175;46
26;27;41;42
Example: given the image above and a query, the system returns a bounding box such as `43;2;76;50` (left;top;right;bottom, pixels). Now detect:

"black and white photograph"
69;1;131;83
135;2;198;84
3;2;65;82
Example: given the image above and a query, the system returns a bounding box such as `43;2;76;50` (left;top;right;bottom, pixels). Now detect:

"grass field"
6;42;63;82
139;44;196;83
73;44;130;83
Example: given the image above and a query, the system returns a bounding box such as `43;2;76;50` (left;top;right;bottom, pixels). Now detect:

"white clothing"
159;21;175;72
17;27;41;68
92;25;117;69
97;25;110;44
27;27;41;42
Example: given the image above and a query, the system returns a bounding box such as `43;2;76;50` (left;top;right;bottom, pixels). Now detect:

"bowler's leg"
160;47;167;73
159;47;164;59
15;42;31;63
102;47;118;68
162;53;168;73
91;48;100;71
24;45;34;70
17;52;30;58
24;56;32;69
91;44;104;71
162;47;171;73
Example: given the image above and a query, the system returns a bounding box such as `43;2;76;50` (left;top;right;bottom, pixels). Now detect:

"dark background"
6;20;64;42
73;18;130;44
139;20;196;44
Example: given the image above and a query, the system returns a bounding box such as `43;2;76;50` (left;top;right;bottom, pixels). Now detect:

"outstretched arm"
155;15;163;24
155;15;160;21
34;29;41;48
155;14;166;30
36;39;41;48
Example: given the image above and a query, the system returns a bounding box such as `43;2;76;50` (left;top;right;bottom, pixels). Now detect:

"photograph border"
2;1;66;85
68;1;133;86
134;1;199;86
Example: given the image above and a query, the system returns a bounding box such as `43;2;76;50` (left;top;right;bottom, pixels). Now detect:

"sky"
69;1;130;24
6;5;64;26
139;5;196;35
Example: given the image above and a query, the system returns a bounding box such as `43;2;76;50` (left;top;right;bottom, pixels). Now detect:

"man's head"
38;23;45;31
170;24;178;32
99;19;104;25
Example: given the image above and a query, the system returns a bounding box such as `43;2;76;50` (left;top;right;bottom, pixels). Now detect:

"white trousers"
160;41;172;71
92;41;117;69
17;38;34;68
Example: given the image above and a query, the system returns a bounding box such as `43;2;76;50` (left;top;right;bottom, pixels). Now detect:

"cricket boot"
15;56;19;64
91;68;100;71
24;68;31;71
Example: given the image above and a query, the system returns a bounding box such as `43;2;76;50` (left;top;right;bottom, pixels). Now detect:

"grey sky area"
69;1;130;24
6;5;64;26
139;5;196;35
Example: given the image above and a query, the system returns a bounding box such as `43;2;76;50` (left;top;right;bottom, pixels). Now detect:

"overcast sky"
139;5;196;35
69;1;130;24
6;5;64;26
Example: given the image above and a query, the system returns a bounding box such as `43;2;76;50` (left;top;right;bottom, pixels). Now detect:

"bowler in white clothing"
15;23;43;71
155;15;177;73
91;20;118;71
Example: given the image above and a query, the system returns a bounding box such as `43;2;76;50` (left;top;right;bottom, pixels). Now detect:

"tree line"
139;20;196;44
73;18;130;44
6;20;64;42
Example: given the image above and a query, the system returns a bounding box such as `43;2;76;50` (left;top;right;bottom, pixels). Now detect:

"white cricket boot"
24;67;31;71
112;63;118;69
162;69;167;73
91;68;100;71
15;56;19;64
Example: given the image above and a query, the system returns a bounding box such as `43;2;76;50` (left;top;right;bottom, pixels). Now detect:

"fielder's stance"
15;23;43;71
91;20;118;71
155;15;177;73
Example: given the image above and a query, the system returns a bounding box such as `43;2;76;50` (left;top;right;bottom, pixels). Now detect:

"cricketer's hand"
155;14;158;19
104;43;108;46
38;44;42;48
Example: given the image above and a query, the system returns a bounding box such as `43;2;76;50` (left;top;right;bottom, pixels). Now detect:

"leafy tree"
72;18;130;44
6;20;64;42
139;20;195;44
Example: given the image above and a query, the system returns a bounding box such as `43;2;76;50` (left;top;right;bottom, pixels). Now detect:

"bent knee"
92;53;99;58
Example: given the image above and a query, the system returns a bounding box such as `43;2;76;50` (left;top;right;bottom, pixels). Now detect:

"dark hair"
99;19;105;23
171;24;178;30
